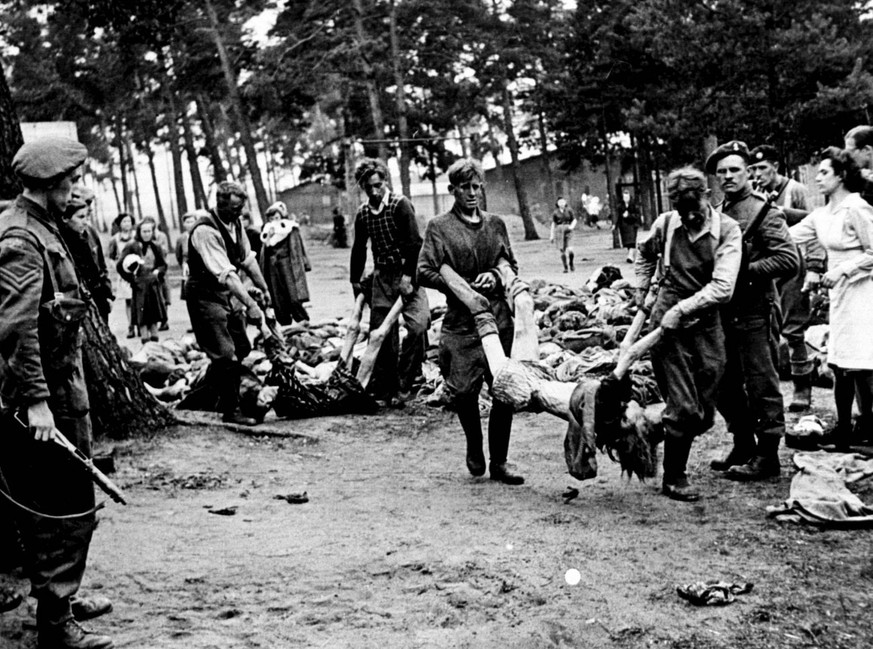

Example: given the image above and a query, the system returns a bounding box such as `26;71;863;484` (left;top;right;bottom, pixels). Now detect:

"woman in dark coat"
615;189;641;263
118;218;168;343
260;202;311;324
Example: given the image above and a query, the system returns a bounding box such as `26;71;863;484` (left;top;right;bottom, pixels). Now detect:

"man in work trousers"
349;158;430;403
0;138;114;649
636;167;742;501
186;181;271;426
749;145;821;412
417;158;524;485
708;141;799;481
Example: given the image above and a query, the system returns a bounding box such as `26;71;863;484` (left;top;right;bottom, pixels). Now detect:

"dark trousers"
187;296;252;415
369;268;430;397
0;414;96;627
717;309;786;441
778;255;813;377
652;314;725;440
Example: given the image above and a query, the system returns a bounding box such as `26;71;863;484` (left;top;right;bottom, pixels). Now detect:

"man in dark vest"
0;138;114;648
707;141;799;481
349;158;430;403
636;167;742;501
186;181;271;426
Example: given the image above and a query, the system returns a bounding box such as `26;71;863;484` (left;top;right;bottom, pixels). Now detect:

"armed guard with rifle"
708;140;800;482
0;137;118;649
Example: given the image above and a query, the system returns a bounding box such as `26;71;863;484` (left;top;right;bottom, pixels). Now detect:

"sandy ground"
3;220;873;648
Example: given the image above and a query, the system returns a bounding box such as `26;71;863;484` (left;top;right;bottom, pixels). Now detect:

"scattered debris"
207;506;238;516
562;487;580;504
676;581;754;606
274;492;309;504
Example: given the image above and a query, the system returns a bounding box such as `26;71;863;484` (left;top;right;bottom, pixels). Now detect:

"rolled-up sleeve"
675;218;742;316
191;226;240;285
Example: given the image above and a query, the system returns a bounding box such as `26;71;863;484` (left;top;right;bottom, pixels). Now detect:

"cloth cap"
750;145;779;165
705;140;750;174
12;137;87;182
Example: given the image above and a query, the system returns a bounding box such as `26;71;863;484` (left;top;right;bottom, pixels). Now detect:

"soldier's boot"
710;433;756;472
788;374;813;412
38;620;114;649
568;250;575;272
488;401;524;485
457;397;485;476
662;435;699;502
726;435;781;481
560;253;568;273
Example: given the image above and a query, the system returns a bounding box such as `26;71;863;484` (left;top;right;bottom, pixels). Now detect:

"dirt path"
4;222;873;648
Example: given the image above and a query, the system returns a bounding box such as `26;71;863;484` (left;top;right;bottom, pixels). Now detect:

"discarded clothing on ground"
766;451;873;526
676;581;754;606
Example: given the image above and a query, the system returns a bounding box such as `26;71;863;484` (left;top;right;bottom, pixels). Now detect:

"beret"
705;140;750;174
12;137;87;181
750;145;779;165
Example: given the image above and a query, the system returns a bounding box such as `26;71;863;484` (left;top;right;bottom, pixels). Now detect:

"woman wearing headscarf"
118;217;168;343
259;201;311;323
790;147;873;447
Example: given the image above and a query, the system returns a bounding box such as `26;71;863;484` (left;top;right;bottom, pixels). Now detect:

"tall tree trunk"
0;64;23;201
106;167;122;215
600;113;620;249
457;123;469;158
351;0;389;162
204;0;269;222
81;303;175;439
163;90;189;216
536;89;556;208
180;103;207;208
143;141;170;232
125;139;144;220
486;117;503;184
389;0;411;198
196;94;226;183
428;147;439;216
500;81;538;240
217;104;238;181
114;116;133;214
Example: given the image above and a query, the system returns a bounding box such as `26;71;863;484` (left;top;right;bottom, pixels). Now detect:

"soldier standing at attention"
749;145;823;411
707;141;799;481
0;137;114;649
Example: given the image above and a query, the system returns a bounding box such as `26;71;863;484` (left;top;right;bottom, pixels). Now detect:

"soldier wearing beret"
0;138;114;648
706;141;799;481
185;181;272;426
749;145;823;411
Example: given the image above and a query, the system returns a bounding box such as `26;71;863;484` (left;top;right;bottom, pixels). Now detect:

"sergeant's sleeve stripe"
0;266;40;287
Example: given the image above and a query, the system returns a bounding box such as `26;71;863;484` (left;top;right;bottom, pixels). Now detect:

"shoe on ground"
489;462;524;485
125;328;135;339
222;411;258;427
725;456;780;481
710;446;754;472
71;595;113;622
788;385;812;412
159;322;170;331
662;480;700;502
466;451;486;477
38;619;114;649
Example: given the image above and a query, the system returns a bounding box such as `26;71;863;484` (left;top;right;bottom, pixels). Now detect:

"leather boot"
38;620;114;649
726;435;781;481
222;410;257;426
568;251;575;272
487;400;521;484
710;432;756;471
489;462;525;485
788;375;812;412
662;435;699;502
560;253;568;273
457;397;485;476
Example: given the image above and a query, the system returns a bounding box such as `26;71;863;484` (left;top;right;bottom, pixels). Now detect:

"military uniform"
0;200;99;632
716;185;799;471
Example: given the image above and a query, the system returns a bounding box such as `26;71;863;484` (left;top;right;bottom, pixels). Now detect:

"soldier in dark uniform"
0;138;114;648
706;141;799;481
186;181;271;426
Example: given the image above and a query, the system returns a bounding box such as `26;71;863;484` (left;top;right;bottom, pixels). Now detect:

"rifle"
12;412;127;506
